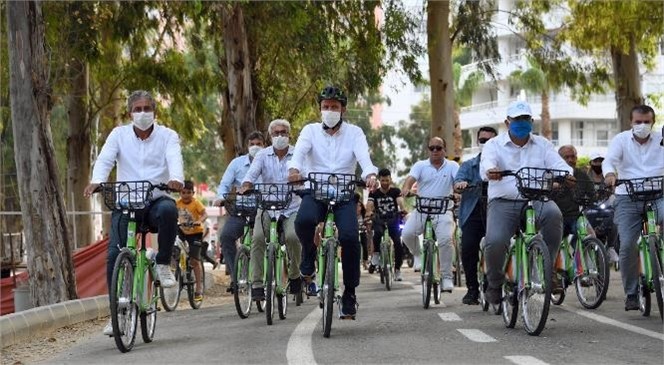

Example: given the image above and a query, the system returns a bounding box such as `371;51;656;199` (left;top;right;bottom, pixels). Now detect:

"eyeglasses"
271;130;289;137
131;106;153;113
633;120;652;125
428;146;444;152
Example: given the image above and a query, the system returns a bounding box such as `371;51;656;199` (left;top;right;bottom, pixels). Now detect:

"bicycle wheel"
233;248;252;319
382;241;392;291
521;237;552;336
649;236;663;321
478;251;489;312
551;274;566;306
110;250;138;353
453;231;463;287
265;245;276;325
278;253;289;320
159;249;181;312
421;241;433;309
140;264;157;343
322;240;336;338
574;237;610;309
433;248;441;304
639;274;651;316
187;259;205;309
501;282;518;329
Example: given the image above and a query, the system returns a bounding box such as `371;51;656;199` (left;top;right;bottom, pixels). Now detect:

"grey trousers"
484;199;563;289
613;195;664;296
250;210;302;287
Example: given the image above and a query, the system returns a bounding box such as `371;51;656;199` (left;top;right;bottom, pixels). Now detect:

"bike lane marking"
456;328;497;342
287;306;319;365
504;355;550;365
558;305;664;341
438;312;462;321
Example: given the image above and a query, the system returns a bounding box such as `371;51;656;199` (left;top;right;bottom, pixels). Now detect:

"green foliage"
451;0;501;79
396;96;432;176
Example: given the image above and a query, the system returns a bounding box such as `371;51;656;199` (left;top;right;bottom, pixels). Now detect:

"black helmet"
317;86;347;107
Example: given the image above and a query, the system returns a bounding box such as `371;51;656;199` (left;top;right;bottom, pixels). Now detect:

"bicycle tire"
322;240;336;338
501;283;518;328
639;274;651;316
233;248;252;319
551;286;566;306
266;245;276;325
278;253;289;320
159;250;182;312
422;241;433;309
521;236;552;336
649;236;663;321
574;237;610;309
478;252;489;312
382;240;392;291
110;250;138;353
453;233;463;287
188;259;205;309
140;265;157;343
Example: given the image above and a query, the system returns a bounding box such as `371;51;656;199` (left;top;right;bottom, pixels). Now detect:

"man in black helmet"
288;85;378;319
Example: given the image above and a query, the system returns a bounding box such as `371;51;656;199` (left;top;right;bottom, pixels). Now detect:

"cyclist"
287;85;378;318
83;90;183;335
453;126;497;305
401;137;459;292
240;119;302;301
585;152;620;264
213;132;266;292
603;104;664;311
480;100;572;305
588;152;605;184
176;180;209;302
366;168;407;281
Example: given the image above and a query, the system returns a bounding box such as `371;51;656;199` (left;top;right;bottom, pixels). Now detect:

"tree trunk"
7;0;77;305
67;59;93;249
540;89;552;140
611;35;642;132
427;0;455;159
453;109;462;160
220;3;258;162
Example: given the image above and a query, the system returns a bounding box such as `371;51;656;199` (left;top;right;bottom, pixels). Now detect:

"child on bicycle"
176;180;209;301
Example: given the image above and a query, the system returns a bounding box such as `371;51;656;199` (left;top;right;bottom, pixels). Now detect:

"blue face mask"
509;119;532;139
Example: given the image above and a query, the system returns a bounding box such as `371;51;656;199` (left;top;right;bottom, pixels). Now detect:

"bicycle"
94;181;171;353
253;183;301;325
224;191;264;319
451;204;463;287
496;167;568;336
551;180;610;309
617;176;664;320
415;195;455;309
374;211;398;291
160;223;206;311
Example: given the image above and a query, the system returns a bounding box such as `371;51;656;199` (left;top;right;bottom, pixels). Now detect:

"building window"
596;130;609;146
551;122;559;145
575;121;584;146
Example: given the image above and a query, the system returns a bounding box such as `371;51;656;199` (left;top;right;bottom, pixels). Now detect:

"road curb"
0;295;109;348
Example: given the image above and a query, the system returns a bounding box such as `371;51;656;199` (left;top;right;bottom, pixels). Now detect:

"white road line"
456;329;497;342
286;307;319;365
504;355;550;365
438;312;462;321
558;305;664;341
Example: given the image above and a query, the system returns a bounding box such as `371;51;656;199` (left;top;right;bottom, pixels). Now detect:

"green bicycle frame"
638;206;657;288
264;216;287;296
121;215;158;313
237;222;254;282
318;210;339;291
422;216;439;284
506;203;539;290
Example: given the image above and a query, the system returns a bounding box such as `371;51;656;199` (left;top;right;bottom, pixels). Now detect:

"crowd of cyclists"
84;86;663;341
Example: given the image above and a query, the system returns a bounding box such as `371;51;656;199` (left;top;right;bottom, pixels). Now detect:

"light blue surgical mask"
509;119;532;139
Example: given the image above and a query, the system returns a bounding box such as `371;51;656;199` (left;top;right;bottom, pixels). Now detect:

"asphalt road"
49;266;664;365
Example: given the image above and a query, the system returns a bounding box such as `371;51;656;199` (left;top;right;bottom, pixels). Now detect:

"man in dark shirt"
366;168;407;281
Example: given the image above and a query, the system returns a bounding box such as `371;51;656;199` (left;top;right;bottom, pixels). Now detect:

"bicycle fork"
318;213;339;300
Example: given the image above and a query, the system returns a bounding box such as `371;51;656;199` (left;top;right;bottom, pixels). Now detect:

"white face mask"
248;145;262;158
321;110;341;128
132;112;155;131
271;136;289;150
632;123;652;139
478;143;485;152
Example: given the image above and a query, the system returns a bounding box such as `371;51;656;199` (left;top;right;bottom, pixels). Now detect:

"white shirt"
602;130;664;195
480;132;572;200
243;145;300;217
288;122;378;180
408;159;459;198
91;123;184;198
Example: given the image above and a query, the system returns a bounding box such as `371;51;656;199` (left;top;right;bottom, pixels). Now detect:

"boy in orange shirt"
176;180;208;301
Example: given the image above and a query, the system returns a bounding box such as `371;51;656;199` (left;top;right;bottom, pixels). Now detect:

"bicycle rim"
233;249;252;319
322;240;336;338
188;260;205;310
278;254;289;320
382;241;391;291
648;237;663;321
421;242;433;309
574;237;610;309
639;275;651;316
521;238;551;336
110;251;137;353
140;266;157;343
159;253;181;312
266;246;276;325
501;283;518;328
478;251;489;312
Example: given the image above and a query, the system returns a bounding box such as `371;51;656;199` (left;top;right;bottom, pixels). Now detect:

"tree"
396;97;432;176
453;48;484;156
7;0;77;305
509;60;553;139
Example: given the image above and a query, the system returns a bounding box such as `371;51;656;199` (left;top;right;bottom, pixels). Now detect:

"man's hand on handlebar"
288;168;302;183
83;183;99;198
605;173;617;188
167;180;184;192
454;181;468;193
487;168;503;181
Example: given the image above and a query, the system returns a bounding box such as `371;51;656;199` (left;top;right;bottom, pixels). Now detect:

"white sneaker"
371;254;380;267
156;264;176;288
413;256;421;272
102;319;113;336
442;278;454;292
395;270;403;281
608;248;619;264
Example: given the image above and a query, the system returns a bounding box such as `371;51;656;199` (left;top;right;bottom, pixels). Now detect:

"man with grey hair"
84;90;184;335
241;119;302;300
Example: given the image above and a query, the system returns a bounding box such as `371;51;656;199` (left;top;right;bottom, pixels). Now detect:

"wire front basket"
224;192;260;217
98;181;154;211
571;180;603;207
307;172;358;204
415;196;452;215
513;167;570;201
621;176;664;202
253;183;294;211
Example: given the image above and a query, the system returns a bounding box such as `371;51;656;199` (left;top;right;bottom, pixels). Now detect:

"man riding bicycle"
83;90;183;335
287;85;378;318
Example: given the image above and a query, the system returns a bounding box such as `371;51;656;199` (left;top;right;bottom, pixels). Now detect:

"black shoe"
368;264;375;274
252;287;265;301
289;277;302;295
485;286;502;305
625;294;639;311
340;291;358;319
226;282;236;294
462;289;480;305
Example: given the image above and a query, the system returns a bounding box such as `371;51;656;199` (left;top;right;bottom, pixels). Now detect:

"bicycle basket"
593;182;613;203
223;192;260;217
307;172;357;204
254;183;293;211
622;176;664;202
572;180;601;207
415;196;452;215
98;181;154;211
513;167;569;201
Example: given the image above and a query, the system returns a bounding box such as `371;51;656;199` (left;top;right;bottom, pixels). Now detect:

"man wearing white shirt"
241;119;302;301
83;90;184;335
480;100;573;305
603;105;664;311
287;86;378;318
401;137;459;292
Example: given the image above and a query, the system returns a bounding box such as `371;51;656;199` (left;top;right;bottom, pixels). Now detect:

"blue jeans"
295;193;360;291
107;197;177;293
220;215;246;280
